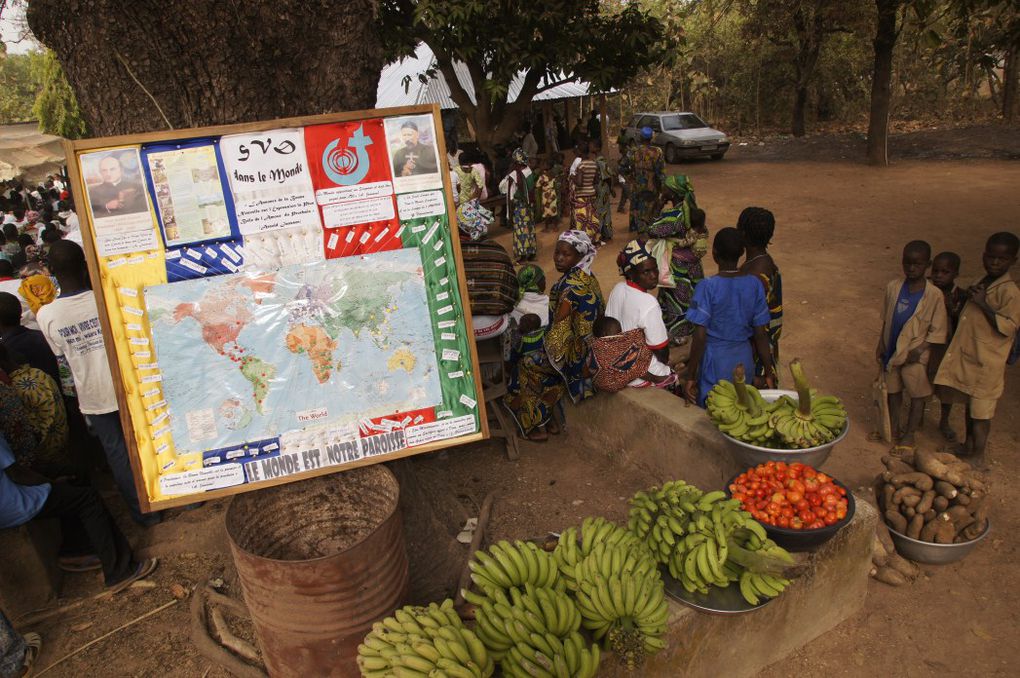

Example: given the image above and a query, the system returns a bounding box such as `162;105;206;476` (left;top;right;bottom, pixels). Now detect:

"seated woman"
0;345;70;479
587;316;676;392
547;231;604;402
646;175;707;346
683;228;775;407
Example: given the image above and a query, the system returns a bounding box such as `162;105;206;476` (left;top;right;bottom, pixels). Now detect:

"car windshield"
661;114;708;131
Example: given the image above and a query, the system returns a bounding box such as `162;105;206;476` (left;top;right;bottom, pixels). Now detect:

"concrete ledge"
569;388;875;677
0;519;62;617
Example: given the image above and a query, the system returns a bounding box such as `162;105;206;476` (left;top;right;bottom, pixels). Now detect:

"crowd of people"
1;176;157;677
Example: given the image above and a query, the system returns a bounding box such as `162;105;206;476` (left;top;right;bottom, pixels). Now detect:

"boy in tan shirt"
876;240;948;448
935;231;1020;466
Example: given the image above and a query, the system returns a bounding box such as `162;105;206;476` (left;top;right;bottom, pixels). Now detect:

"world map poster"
144;249;442;456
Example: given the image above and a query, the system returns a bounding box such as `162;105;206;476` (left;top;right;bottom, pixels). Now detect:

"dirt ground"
11;125;1020;677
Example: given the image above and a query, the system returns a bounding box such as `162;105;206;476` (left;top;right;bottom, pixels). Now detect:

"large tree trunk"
791;86;809;137
26;0;386;136
1004;44;1018;123
866;0;899;166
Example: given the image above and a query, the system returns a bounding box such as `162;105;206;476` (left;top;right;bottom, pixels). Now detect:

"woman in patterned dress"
570;144;601;244
499;148;537;262
620;127;665;235
594;145;614;242
452;152;493;242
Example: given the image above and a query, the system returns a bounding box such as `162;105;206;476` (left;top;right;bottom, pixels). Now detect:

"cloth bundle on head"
662;174;694;199
514;264;550;327
517;263;544;298
19;275;56;314
512;147;529;165
558;230;596;274
617;239;651;275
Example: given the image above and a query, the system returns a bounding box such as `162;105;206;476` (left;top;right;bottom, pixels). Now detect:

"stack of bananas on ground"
463;541;599;677
552;517;646;592
357;599;494;678
705;363;775;445
627;480;796;605
767;359;848;448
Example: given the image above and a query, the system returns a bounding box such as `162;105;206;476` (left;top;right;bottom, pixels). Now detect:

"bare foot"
939;421;958;442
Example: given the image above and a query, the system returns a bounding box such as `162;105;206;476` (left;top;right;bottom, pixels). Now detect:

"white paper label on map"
129;337;149;346
439;277;449;287
396;191;445;220
434;256;446;268
411;224;426;233
151;411;170;427
432;241;443;253
395;225;406;238
119;287;138;297
157;444;171;456
146;399;167;411
441;349;460;362
165;249;181;259
136;362;159;370
436;291;449;301
180;258;208;275
297;407;329;423
220;243;242;262
374;227;390;242
140;374;162;383
321;196;394;228
359;231;371;244
437;320;456;329
186;408;217;443
185;248;202;260
404;414;477;447
141;387;159;397
436;304;454;316
327;232;339;250
459;394;477;409
126;323;143;331
204;247;218;259
441;332;457;341
448;370;464;379
222;259;239;273
315;180;393;206
123;306;144;316
133;351;152;359
159;464;244;496
422;221;440;244
151;425;171;440
345;229;355;242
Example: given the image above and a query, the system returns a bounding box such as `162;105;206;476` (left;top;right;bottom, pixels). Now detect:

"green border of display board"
63;104;488;511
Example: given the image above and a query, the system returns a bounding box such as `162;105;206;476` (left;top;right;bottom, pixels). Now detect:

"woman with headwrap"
504;263;562;441
605;239;673;374
619;127;665;235
594;143;614;242
569;144;602;245
498;148;537;262
546;231;604;402
647;174;706;345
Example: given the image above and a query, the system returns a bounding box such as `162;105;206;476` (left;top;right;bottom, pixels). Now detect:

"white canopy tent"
376;44;595;110
0;122;66;182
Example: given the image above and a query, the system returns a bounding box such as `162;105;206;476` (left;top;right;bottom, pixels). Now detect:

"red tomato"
799;510;815;522
816;473;831;484
835;506;847;520
809;520;824;529
803;467;817;479
796;499;810;512
772;493;786;505
808;494;823;507
813;506;828;517
778;516;791;528
786;490;803;504
803;477;820;492
790;517;804;530
823;493;839;507
781;506;795;518
786;478;806;494
824;513;838;526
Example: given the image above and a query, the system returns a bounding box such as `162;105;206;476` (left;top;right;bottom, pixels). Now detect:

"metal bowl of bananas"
705;360;849;470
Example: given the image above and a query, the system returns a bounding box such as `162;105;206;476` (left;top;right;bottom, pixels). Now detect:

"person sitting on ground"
737;207;783;386
935;231;1020;467
0;344;71;479
926;251;968;441
0;433;157;592
875;240;948;450
587;316;676;393
606;239;672;369
37;241;160;526
683;228;775;407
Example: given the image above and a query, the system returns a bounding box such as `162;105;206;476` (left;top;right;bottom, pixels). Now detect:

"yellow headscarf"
19;275;57;314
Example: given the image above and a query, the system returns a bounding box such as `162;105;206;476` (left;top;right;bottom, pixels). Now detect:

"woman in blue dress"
682;228;775;407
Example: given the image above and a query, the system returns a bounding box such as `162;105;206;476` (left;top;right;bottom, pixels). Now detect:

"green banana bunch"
705;364;775;444
462;584;581;660
768;359;847;448
357;599;494;678
501;631;600;678
467;539;563;594
574;572;668;669
738;570;792;606
553;517;645;591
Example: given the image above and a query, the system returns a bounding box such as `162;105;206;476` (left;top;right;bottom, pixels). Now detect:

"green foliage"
0;50;44;124
32;50;87;138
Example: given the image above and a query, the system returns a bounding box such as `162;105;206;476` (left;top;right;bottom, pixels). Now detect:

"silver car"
622;112;730;162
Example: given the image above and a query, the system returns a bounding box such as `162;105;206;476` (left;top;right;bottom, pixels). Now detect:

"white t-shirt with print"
36;291;119;414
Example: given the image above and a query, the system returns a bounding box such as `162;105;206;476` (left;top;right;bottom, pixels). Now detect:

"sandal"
546;419;562;435
20;632;41;677
107;557;158;594
525;429;549;442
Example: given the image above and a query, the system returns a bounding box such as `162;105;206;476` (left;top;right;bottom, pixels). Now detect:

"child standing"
534;161;559;233
875;240;948;448
927;251;968;440
737;207;782;386
935;232;1020;465
683;228;774;407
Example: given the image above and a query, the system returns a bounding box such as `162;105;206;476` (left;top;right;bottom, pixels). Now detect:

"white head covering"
558;230;596;274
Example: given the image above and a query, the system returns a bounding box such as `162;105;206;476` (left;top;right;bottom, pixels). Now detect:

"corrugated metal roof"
376;44;595;110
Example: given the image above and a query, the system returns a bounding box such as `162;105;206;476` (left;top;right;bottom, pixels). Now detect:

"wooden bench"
474;337;520;461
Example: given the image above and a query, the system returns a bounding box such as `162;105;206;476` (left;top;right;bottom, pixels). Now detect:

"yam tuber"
873;566;908;586
934;481;958;500
954;493;971;507
904;506;916;517
890;472;934;491
923;509;936;522
902;494;922;508
881;456;916;475
893;486;921;504
915;449;966;487
934;521;956;544
881;484;895;510
916;490;935;514
885;510;908;534
886;553;920;579
906;513;924;539
872;536;889;567
933;496;949;512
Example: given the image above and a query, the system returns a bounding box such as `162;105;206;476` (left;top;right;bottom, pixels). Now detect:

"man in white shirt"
36;241;160;526
605;240;673;385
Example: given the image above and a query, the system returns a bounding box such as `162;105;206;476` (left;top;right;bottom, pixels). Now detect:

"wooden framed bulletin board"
64;104;487;511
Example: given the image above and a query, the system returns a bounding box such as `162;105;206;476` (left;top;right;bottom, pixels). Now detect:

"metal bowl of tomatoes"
725;461;855;552
720;390;849;470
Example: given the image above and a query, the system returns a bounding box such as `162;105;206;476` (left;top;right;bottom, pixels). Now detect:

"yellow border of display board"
64;104;488;512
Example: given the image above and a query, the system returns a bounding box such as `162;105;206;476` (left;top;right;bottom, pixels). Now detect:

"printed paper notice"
396;190;446;220
320;196;395;228
220;129;322;234
146;144;232;246
404;414;477;447
159;464;245;496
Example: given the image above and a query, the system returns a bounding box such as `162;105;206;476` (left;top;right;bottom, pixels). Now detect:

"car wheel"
665;144;678;163
710;153;724;161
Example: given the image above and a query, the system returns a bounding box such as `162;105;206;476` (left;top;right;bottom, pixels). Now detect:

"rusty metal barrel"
225;465;408;677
